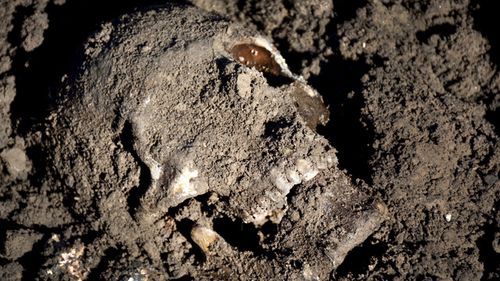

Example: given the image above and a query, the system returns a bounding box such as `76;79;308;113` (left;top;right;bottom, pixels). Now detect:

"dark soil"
1;0;498;280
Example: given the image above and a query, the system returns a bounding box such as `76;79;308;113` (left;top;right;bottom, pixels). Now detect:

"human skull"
48;4;333;225
43;4;385;279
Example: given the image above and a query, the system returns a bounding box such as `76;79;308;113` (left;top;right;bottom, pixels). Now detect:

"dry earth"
0;0;499;280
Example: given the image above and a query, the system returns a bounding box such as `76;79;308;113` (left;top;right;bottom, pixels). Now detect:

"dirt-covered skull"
47;5;335;226
40;5;390;280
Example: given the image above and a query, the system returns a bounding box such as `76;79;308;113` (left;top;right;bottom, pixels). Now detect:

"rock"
1;147;30;179
0;262;23;281
1;229;43;260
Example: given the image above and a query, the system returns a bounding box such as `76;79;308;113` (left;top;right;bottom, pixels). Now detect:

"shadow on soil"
310;57;374;184
470;0;500;136
476;200;500;280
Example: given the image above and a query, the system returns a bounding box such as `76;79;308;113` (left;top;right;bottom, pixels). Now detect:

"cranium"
49;4;332;225
44;4;385;279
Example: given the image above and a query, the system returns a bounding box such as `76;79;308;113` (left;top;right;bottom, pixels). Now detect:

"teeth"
271;168;293;194
296;159;318;181
312;154;336;170
190;225;219;254
249;158;328;225
286;169;301;185
270;159;322;197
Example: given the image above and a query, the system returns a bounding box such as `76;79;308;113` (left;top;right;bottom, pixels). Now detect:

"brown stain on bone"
231;43;282;76
289;82;330;129
231;43;330;130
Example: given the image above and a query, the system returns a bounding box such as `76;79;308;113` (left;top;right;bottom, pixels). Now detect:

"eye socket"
231;43;282;76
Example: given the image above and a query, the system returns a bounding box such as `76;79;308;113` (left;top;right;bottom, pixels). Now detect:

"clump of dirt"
1;0;499;280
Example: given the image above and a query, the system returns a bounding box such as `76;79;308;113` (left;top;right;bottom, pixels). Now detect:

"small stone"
445;213;452;222
190;225;219;254
1;147;31;179
0;262;23;281
21;12;49;52
1;230;43;260
290;210;301;222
